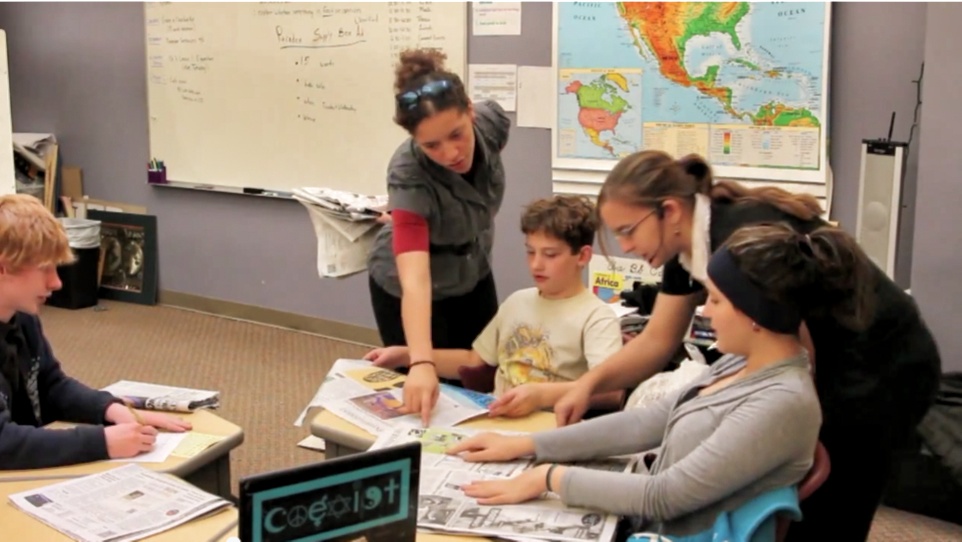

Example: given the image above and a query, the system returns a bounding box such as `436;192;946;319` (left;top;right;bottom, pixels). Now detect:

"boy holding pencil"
0;194;190;470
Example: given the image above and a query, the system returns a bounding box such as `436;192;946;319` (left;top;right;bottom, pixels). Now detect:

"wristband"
545;464;559;492
409;360;436;370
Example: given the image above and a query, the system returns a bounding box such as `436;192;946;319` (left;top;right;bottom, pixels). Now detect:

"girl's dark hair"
393;49;470;134
598;150;824;220
724;222;877;331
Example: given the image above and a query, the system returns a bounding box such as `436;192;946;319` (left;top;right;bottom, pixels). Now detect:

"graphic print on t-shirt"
497;323;559;387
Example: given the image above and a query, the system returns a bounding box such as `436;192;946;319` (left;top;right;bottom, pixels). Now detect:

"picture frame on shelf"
86;209;159;306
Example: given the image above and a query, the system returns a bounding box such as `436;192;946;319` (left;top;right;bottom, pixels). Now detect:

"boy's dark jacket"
0;312;120;469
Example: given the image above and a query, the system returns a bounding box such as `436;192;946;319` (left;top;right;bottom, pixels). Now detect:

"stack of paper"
8;464;230;542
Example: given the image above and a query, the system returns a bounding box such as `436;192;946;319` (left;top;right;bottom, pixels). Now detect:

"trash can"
47;218;101;310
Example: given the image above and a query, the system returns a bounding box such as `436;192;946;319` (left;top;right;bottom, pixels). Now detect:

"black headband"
707;247;802;334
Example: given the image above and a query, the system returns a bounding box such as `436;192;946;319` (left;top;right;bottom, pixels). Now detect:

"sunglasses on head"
396;79;454;111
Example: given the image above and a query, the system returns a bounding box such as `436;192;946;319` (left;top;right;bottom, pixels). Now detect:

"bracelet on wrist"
409;360;436;370
545;464;559;493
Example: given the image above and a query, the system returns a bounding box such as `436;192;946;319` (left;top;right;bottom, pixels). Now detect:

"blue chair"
628;441;831;542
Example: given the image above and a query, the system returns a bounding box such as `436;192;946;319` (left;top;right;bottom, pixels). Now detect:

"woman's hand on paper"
400;363;440;427
446;432;535;463
460;465;551;506
364;346;410;369
487;384;544;418
104;423;159;458
553;381;593;427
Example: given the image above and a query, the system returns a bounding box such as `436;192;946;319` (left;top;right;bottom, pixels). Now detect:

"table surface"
0;409;244;482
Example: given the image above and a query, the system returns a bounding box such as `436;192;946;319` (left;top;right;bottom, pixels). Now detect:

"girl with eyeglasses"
550;150;941;541
367;49;511;426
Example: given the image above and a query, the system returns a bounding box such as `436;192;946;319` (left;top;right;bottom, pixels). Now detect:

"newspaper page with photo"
101;380;220;413
370;426;627;542
298;359;492;433
7;464;230;542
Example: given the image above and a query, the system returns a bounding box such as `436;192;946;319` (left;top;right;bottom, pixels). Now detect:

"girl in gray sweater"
447;223;871;537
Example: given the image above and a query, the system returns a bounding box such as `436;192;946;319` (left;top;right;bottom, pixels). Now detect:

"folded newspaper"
102;380;220;413
295;359;493;432
7;464;231;542
370;426;629;542
293;187;388;221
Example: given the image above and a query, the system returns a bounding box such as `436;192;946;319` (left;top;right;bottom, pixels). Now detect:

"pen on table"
123;398;146;425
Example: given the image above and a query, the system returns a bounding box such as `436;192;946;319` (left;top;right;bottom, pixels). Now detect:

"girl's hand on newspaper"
487;384;544;418
364;346;410;369
105;423;158;458
446;432;535;462
460;465;553;505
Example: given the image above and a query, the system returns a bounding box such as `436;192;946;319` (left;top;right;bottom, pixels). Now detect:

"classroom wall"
0;3;937;338
913;3;962;372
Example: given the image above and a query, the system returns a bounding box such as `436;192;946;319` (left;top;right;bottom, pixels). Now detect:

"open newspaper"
102;380;220;413
7;464;230;542
296;359;493;433
370;426;628;542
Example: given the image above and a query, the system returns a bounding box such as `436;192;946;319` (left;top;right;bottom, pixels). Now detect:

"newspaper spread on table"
296;359;493;432
370;426;628;542
101;380;220;413
7;464;230;542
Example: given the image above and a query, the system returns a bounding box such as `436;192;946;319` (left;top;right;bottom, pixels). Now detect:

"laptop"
238;442;421;542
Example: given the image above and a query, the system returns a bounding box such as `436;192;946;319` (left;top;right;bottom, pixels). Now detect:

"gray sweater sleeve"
552;388;820;521
533;389;679;462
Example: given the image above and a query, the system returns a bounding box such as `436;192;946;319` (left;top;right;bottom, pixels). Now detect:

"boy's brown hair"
0;194;74;272
520;195;598;253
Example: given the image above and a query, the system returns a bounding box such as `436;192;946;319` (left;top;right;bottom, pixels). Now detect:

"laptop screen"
238;442;421;542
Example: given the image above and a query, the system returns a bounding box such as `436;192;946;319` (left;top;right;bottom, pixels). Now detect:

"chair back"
457;363;497;393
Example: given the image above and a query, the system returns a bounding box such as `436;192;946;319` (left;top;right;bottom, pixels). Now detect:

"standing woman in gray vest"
367;49;511;424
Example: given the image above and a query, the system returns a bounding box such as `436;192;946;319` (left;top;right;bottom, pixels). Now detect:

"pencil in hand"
123;399;146;425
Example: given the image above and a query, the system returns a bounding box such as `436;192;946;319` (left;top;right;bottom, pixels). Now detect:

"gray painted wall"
914;3;962;371
0;3;941;350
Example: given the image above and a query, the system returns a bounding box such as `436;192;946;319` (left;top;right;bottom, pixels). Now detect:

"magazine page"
7;464;230;542
371;426;623;542
102;380;219;413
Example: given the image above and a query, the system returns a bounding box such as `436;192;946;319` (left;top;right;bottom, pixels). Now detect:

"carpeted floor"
38;300;962;541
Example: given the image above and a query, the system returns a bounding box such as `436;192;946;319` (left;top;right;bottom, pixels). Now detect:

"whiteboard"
0;30;15;196
143;2;467;196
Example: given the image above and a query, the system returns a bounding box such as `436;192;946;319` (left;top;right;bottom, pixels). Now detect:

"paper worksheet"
468;64;518;112
171;432;224;458
472;2;522;36
110;432;188;463
517;66;554;129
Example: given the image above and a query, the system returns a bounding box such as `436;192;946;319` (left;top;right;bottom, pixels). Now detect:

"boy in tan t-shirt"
365;195;624;417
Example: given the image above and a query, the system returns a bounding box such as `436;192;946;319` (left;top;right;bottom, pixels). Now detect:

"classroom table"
0;409;244;500
0;477;241;542
310;406;557;459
